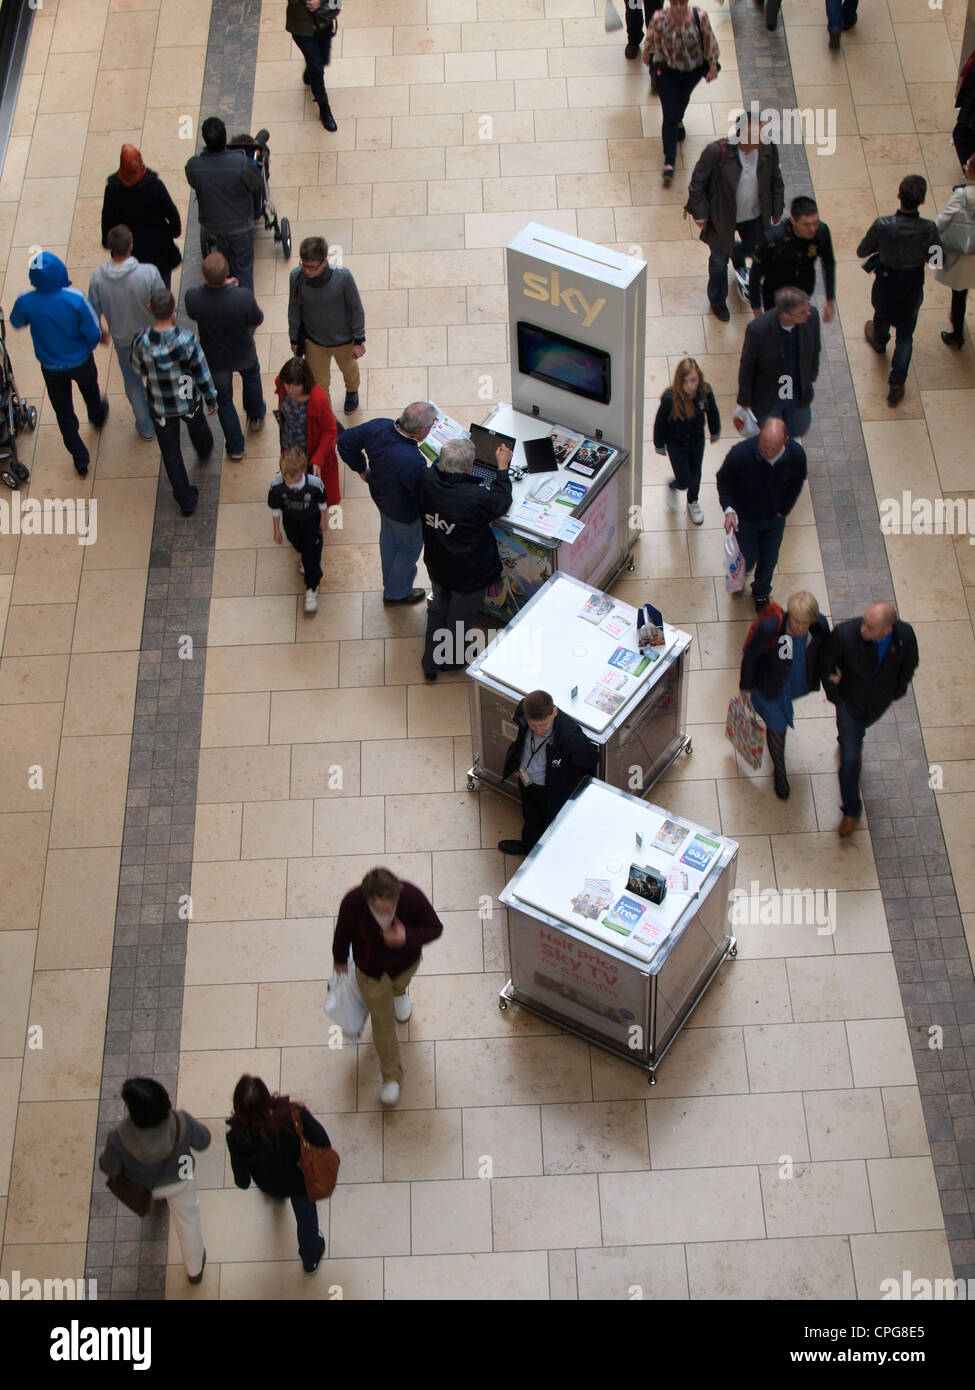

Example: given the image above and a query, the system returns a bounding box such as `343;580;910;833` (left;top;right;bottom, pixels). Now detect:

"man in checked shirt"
131;288;218;516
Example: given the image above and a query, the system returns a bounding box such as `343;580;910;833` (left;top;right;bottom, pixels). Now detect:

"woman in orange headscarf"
101;145;183;289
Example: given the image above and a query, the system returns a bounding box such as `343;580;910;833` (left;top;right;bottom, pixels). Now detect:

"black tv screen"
516;321;611;405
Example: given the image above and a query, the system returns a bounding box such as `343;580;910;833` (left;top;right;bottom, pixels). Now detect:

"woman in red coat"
274;357;340;505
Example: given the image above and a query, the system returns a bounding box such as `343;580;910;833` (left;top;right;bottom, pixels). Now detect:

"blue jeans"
763;401;812;439
708;217;764;309
871;280;923;388
112;338;154;437
290;1193;324;1270
379;513;423;600
655;64;703;167
211;353;266;456
826;0;858;31
835;701;867;818
206;227;255;292
736;514;785;599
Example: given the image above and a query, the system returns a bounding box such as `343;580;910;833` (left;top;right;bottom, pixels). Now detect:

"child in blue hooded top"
10;252;108;475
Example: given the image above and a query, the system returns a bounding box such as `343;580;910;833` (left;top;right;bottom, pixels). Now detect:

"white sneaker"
304;589;318;614
379;1080;401;1106
393;992;412;1022
687;500;704;525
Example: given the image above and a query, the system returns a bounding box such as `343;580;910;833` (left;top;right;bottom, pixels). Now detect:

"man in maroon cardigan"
332;866;443;1106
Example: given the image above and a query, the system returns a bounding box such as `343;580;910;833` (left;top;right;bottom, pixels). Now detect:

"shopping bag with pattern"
725;694;765;771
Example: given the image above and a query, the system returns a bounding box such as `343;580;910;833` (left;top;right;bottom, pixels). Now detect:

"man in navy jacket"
337;401;436;604
716;417;807;612
499;690;600;857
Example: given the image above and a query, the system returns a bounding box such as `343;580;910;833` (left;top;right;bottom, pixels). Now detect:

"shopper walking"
417;436;512;680
185;117;262;292
716;417;808;612
824;603;919;835
642;1;721;184
101;145;182;291
739;591;830;800
185;252;266;460
934;154;975;350
826;0;858;49
859;174;942;407
131;289;217;517
748;195;837;322
332;868;444;1107
624;1;664;87
98;1077;210;1284
286;0;341;131
736;287;821;439
9;252;107;476
497;690;599;857
88;225;162;442
226;1075;330;1274
337;402;434;604
274;357;340;506
288;236;366;415
653;356;721;525
686;116;784;322
269;446;327;615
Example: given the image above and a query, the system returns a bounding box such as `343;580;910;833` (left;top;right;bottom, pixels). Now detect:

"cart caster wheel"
684;740;693;756
1;467;20;491
467;777;478;792
499;998;509;1012
627;558;635;572
729;945;738;959
280;217;292;259
26;406;37;431
648;1074;657;1086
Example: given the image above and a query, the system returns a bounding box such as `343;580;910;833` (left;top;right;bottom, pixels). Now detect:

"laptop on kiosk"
468;423;516;483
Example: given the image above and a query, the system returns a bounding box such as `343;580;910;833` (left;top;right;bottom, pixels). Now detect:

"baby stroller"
0;306;37;491
199;128;292;261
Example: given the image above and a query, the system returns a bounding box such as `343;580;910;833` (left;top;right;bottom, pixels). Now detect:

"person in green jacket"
286;0;342;131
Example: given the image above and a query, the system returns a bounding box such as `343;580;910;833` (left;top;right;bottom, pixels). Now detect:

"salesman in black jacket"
417;436;512;680
716;417;807;612
823;603;919;836
737;286;821;439
498;690;600;857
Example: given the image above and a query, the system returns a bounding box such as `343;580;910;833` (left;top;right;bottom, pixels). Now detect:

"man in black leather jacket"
859;175;942;407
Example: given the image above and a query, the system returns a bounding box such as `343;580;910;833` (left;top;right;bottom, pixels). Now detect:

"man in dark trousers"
185;251;266;461
185;117;262;291
623;1;663;88
737;286;821;439
716;417;807;612
685;116;784;322
498;690;600;858
748;195;837;323
337;401;435;604
823;602;919;835
859;174;942;407
417;436;512;680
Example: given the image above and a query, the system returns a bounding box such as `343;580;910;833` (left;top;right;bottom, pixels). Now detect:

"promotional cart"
466;572;692;798
497;779;739;1080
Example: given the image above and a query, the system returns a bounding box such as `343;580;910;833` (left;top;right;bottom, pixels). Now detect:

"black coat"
685;139;785;256
739;610;830;699
715;437;807;522
823;618;919;726
418;466;512;594
737;307;821;417
101;171;182;274
501;704;599;823
226;1106;331;1200
653;386;720;451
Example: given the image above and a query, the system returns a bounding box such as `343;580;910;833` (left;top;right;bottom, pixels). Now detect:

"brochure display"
466;572;692;797
498;779;739;1079
472;402;634;625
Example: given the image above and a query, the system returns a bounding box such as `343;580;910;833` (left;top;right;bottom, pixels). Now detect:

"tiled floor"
0;0;973;1300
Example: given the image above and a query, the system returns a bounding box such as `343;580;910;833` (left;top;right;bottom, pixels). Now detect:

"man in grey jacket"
289;235;366;415
685;116;784;322
88;224;164;440
185;117;262;291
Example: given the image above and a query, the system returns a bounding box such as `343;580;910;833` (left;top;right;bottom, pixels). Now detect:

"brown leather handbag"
291;1105;340;1201
106;1113;185;1216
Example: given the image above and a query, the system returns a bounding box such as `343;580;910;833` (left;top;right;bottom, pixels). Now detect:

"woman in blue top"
739;590;830;800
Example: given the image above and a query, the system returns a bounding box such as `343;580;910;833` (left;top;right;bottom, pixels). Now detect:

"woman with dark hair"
225;1075;331;1273
653;356;721;525
98;1077;211;1283
101;146;182;290
274;356;340;507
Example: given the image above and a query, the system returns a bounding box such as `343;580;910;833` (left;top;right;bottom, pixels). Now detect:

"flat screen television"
516;320;611;405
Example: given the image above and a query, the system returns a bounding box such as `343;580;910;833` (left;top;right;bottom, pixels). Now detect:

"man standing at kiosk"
498;690;599;858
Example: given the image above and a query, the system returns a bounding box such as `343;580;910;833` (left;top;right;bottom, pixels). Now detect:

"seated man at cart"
498;689;599;859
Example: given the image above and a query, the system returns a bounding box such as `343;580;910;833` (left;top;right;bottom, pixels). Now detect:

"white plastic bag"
724;531;746;595
604;1;623;33
324;958;368;1043
732;405;759;438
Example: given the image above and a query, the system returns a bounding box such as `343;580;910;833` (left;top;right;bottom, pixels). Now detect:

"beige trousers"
356;957;421;1084
303;338;360;395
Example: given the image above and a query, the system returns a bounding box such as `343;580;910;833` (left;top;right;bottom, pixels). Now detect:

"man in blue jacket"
337;401;436;604
10;252;108;475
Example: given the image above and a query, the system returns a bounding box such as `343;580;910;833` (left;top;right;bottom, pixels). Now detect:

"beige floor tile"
761;1159;875;1238
538;1100;649;1175
413;910;483;975
934;793;975;912
431;847;507;912
180;983;257;1052
0;1058;19;1193
461;1104;542;1178
0;932;34;1058
411;1177;493;1253
217;1255;382;1300
575;1244;689;1301
850;1229;955;1299
383;792;480;852
337;639;386;688
34;846;119;970
688;959;794;1028
827;890;891;955
594;1026;749;1099
409;972;555;1042
47;734;128;848
277;1046;360;1121
846;1018;917;1088
0;1241;89;1286
491;1173;600;1250
803;1087;891;1162
436;1035;592;1107
241;799;314;860
686;1234;857;1300
72;569;146;652
270;687;405;744
649;1092;808;1169
360;739;455;796
294;743;363;800
0;813;50;933
867;1156;944;1232
716;776;819;838
181;1186;328;1265
208;596;297;647
381;1108;462;1182
787;954;903;1023
196;747;290;804
60;652;138;738
19;968;108;1101
882;1086;930;1159
258;981;337;1048
384;1250;548;1299
185;919;332;988
771;830;879;892
287;852;431;917
328;1180;410;1257
4;1100;97;1243
356;1039;436;1111
190;859;286;922
600;1166;764;1245
177;1048;280;1117
200;693;270;750
744;1022;854;1092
